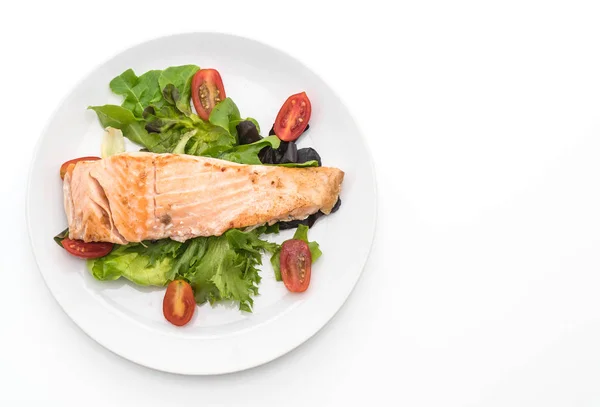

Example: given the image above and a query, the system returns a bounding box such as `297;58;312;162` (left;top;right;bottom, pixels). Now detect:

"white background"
3;0;600;405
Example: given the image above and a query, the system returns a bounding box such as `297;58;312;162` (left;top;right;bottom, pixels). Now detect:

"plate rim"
26;31;378;375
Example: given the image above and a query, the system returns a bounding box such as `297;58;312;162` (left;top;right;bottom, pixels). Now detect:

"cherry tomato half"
191;69;226;120
280;239;312;292
60;156;101;180
61;238;114;259
273;92;312;142
163;280;196;326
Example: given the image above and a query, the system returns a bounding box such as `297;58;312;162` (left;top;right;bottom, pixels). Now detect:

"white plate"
27;33;376;375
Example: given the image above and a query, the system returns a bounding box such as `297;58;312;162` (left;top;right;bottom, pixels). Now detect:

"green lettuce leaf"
182;228;279;312
110;69;164;117
87;228;280;312
89;104;236;156
108;68;138;96
141;106;236;155
172;130;197;154
264;223;280;234
92;68;262;164
185;121;236;157
193;236;253;309
88;105;159;148
209;97;241;137
217;136;280;165
209;98;262;142
270;225;321;281
158;65;200;115
142;105;198;133
293;225;323;262
169;238;208;279
227;227;280;258
87;239;182;286
270;161;319;168
270;249;283;281
53;228;69;247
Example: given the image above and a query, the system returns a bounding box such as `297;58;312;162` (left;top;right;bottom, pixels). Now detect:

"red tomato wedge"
191;69;226;120
60;156;100;180
280;239;312;292
163;280;196;326
273;92;312;142
61;238;113;259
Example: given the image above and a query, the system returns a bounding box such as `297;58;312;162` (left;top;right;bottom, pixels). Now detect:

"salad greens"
54;228;69;247
88;105;151;148
88;227;280;312
109;69;164;117
218;135;280;165
88;239;182;286
82;64;324;312
157;65;199;115
90;66;317;168
273;161;319;168
90;66;260;161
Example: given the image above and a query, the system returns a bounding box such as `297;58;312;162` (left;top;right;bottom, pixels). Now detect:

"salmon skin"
63;153;344;244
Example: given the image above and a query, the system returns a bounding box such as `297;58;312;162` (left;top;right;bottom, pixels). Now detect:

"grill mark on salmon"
64;152;344;243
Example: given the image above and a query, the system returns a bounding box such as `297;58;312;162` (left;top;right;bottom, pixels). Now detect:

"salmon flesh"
63;153;344;244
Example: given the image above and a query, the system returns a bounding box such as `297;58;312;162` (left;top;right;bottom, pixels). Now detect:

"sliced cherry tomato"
273;92;312;142
60;156;101;180
191;69;226;120
280;239;312;292
61;238;113;259
163;280;196;326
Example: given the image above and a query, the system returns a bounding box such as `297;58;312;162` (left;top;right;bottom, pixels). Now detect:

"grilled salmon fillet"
63;153;344;244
